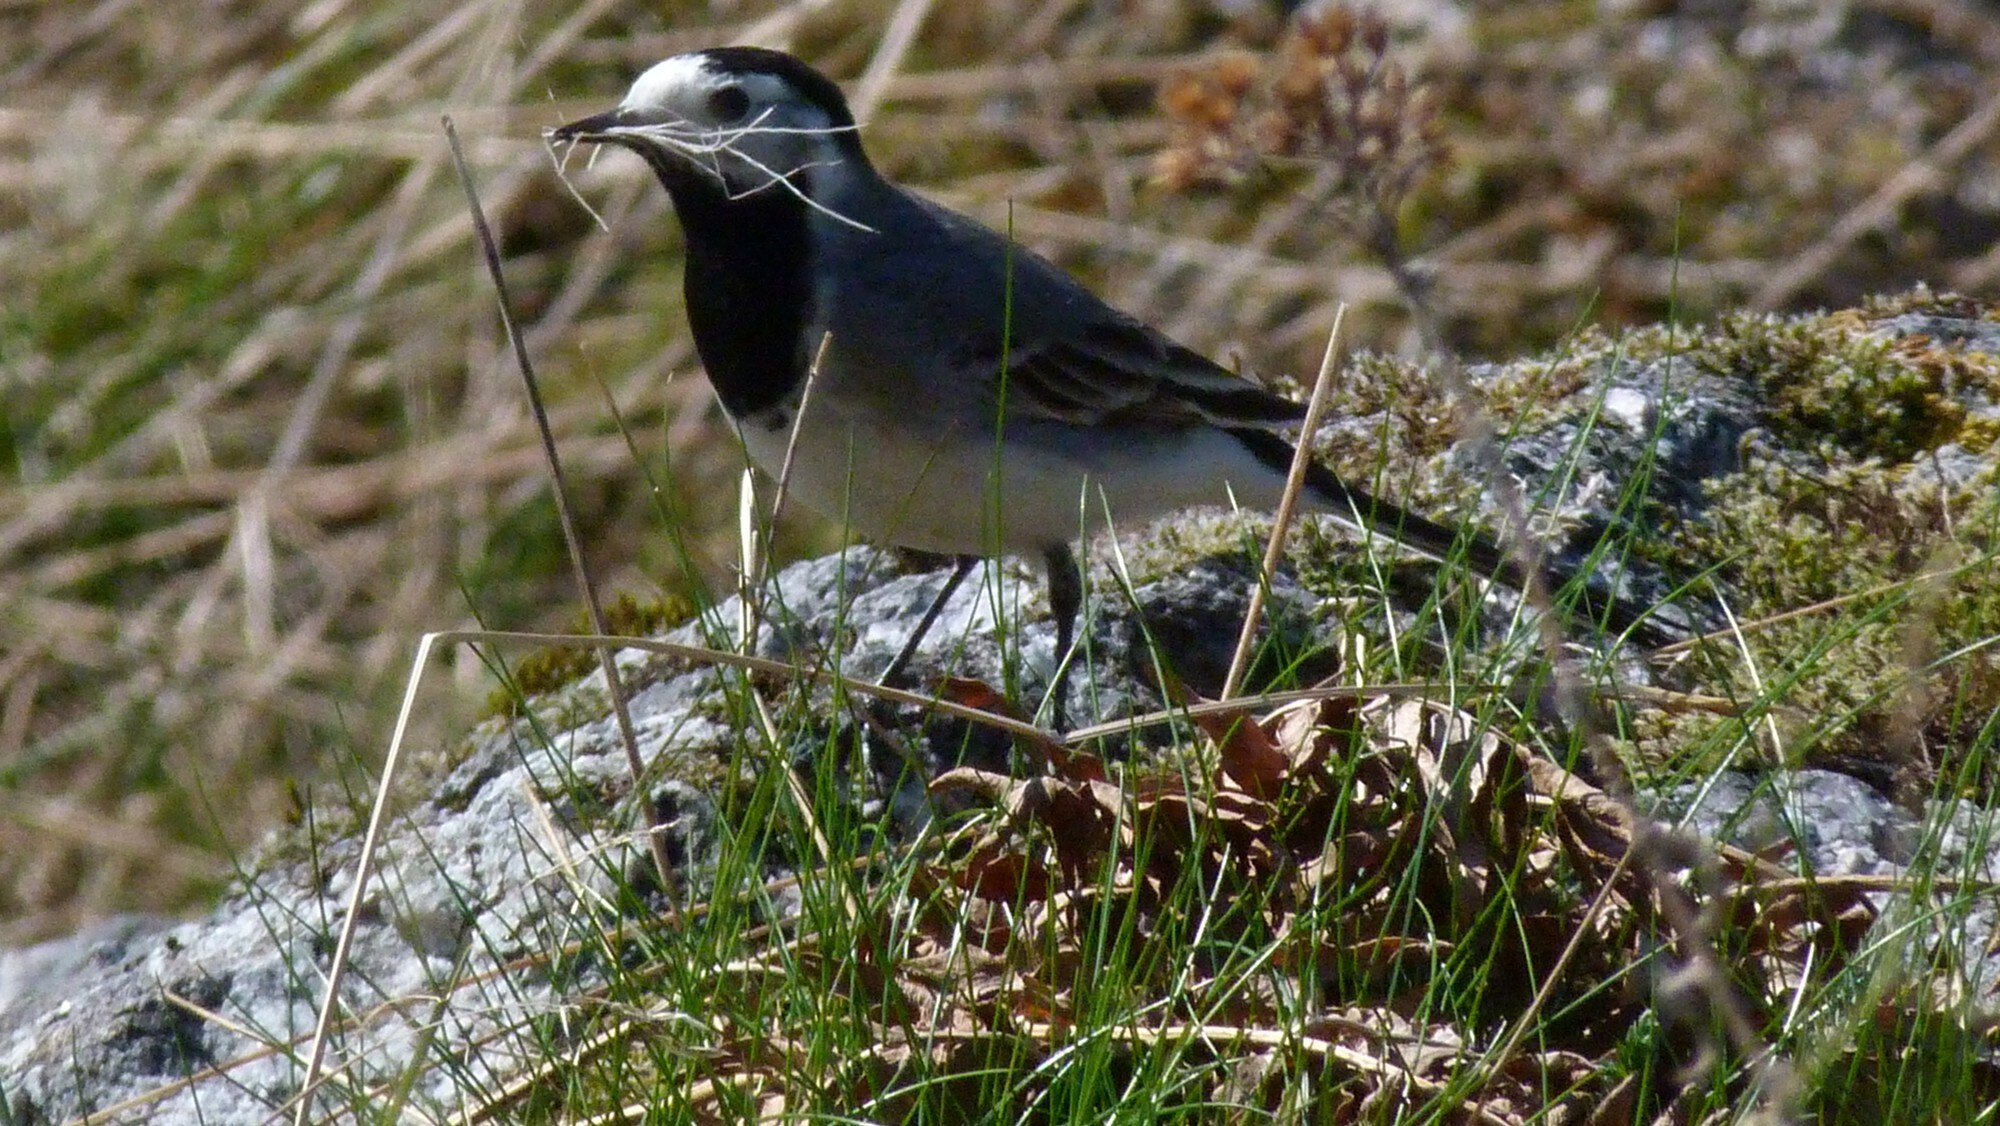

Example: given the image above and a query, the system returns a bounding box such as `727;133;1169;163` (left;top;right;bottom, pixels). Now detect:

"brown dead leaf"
1034;777;1121;884
960;837;1047;904
931;765;1018;805
1268;694;1367;772
892;674;1917;1123
1183;693;1292;798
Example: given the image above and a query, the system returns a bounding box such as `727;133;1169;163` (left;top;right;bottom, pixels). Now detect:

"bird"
549;46;1659;721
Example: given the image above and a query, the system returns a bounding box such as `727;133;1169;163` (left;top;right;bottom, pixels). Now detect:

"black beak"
549;109;627;143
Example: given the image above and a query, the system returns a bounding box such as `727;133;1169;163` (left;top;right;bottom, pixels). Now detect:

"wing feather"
960;315;1306;430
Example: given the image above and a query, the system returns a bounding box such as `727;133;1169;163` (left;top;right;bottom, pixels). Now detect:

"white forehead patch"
620;54;716;113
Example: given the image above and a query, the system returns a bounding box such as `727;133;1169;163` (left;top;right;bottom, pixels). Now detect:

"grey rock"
0;915;171;1029
1652;768;1917;878
1871;313;2000;355
1651;769;2000;998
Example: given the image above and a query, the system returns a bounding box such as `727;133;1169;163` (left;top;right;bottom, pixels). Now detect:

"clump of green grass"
333;639;1995;1123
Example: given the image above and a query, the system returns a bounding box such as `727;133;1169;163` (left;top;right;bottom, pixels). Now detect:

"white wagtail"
550;46;1659;711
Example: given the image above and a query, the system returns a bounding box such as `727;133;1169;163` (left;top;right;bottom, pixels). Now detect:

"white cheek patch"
595;54;879;235
621;54;714;114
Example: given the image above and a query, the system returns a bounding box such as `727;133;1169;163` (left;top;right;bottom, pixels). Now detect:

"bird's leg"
878;554;978;688
1043;544;1082;732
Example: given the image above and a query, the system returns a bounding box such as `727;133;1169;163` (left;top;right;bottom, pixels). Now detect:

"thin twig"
291;633;440;1126
1221;304;1347;700
765;331;831;536
553;115;878;232
443;117;677;901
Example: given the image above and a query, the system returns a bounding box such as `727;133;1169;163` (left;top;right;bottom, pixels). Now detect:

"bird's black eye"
706;85;751;121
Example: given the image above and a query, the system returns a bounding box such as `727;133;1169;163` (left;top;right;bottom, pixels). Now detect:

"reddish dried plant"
1156;6;1447;227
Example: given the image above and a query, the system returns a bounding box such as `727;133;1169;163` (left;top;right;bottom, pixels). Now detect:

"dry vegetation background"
1;0;1994;943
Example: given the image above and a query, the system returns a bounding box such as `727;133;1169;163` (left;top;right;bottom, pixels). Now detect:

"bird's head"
550;47;869;206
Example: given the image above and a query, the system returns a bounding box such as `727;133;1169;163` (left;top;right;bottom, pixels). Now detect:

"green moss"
1693;311;1981;463
1440;298;2000;786
1859;288;1998;323
1663;420;2000;780
485;592;698;719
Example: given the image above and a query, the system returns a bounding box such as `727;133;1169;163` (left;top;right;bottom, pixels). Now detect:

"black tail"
1230;429;1666;645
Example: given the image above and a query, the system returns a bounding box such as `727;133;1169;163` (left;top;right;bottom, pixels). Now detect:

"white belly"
733;393;1290;556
